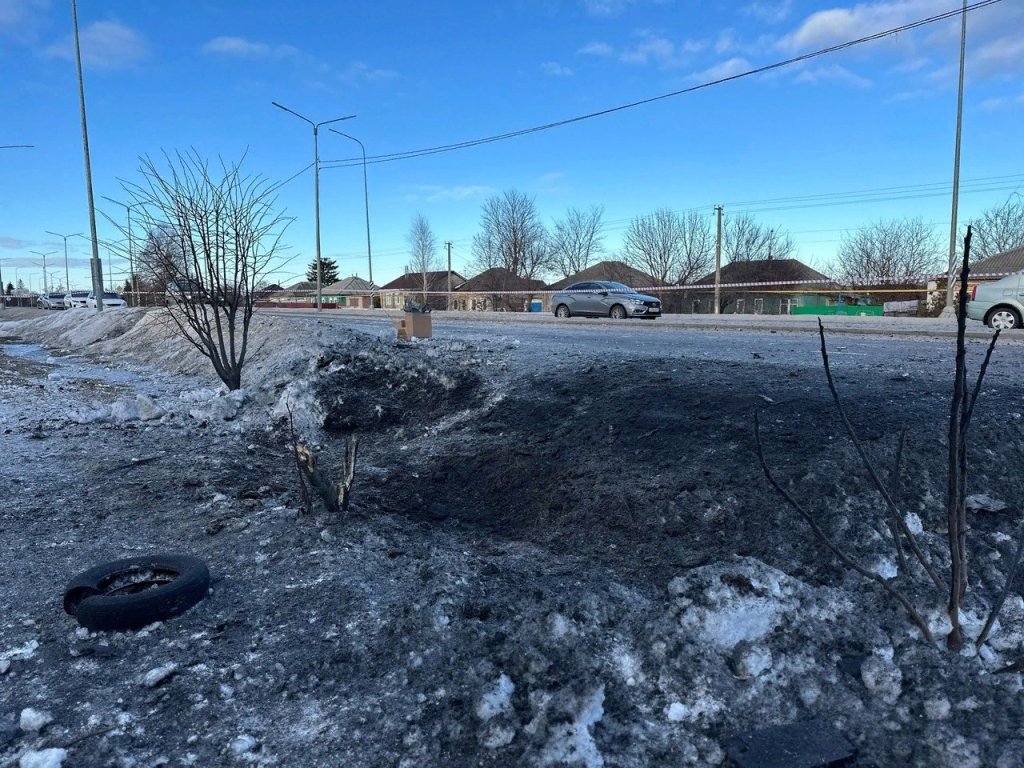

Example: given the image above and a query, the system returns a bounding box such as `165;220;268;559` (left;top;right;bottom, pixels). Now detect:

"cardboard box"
393;311;432;340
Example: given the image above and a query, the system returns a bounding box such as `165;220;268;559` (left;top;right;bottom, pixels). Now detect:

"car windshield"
601;282;633;292
103;292;121;299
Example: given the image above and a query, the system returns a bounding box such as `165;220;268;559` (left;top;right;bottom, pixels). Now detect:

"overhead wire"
319;0;1003;169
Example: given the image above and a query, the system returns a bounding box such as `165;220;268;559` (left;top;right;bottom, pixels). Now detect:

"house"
379;270;465;311
453;267;547;312
322;276;378;309
690;259;836;315
548;260;660;291
969;244;1024;283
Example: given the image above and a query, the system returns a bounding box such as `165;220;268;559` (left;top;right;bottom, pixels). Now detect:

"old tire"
555;304;571;318
609;304;627;320
987;307;1021;330
63;554;210;631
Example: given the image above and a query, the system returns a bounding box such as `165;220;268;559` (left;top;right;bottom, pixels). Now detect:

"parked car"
966;272;1023;330
165;279;205;307
64;290;90;309
551;281;662;319
86;291;127;309
37;292;67;310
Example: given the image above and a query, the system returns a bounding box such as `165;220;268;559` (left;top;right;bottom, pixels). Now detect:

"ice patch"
2;639;39;660
541;686;605;768
231;735;258;755
18;748;68;768
19;708;53;732
477;674;514;721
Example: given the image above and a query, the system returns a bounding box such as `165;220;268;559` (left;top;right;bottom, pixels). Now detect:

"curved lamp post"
29;251;58;294
46;230;83;294
272;102;354;311
327;128;374;291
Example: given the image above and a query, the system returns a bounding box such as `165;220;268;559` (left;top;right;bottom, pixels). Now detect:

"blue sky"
1;0;1022;292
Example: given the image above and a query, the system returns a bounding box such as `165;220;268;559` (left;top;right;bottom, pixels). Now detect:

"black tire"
609;304;627;320
555;304;571;318
64;554;210;631
987;307;1021;331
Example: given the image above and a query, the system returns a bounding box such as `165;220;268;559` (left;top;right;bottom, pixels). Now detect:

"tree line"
404;190;1024;287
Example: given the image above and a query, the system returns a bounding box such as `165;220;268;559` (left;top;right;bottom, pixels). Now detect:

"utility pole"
713;205;723;315
71;0;105;312
46;230;82;296
446;241;452;310
943;0;969;315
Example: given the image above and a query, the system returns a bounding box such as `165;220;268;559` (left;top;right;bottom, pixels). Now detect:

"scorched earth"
1;306;1024;768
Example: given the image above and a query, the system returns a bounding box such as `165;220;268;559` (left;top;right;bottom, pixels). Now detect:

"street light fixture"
29;251;58;294
328;128;374;290
100;197;135;305
46;230;84;294
272;101;355;311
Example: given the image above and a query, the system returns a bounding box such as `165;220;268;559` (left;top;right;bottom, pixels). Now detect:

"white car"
64;290;90;309
86;291;127;309
966;272;1023;330
37;292;67;310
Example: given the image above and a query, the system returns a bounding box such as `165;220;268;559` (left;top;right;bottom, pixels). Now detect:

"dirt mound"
313;340;486;433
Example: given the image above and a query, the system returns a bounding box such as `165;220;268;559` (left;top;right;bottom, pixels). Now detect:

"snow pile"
18;708;53;733
18;748;67;768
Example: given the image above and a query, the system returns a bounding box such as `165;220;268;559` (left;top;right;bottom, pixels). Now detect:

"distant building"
379;270;465;311
322;276;378;308
690;259;835;315
549;260;660;291
969;244;1024;283
454;268;547;312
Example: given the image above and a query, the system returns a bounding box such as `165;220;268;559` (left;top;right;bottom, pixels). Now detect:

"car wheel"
609;304;627;320
63;554;210;631
988;308;1021;330
555;304;571;318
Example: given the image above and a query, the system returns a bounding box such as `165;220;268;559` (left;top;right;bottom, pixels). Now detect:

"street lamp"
30;251;57;294
272;101;355;311
71;0;106;312
100;197;135;305
46;230;83;294
328;128;374;290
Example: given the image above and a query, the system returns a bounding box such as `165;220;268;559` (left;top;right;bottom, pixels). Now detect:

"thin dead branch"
977;519;1024;648
754;410;934;643
286;404;313;517
817;319;945;593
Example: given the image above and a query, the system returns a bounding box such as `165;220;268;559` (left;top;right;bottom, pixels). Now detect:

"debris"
965;494;1008;514
19;708;53;733
725;719;856;768
142;663;179;689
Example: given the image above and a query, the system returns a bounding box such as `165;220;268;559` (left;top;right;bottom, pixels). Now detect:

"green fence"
791;304;884;316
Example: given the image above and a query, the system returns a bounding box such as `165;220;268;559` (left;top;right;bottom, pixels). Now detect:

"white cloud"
794;64;872;88
778;0;937;53
578;41;614;57
44;20;148;69
542;61;574;77
973;35;1024;76
338;61;398;83
405;185;494;203
689;57;752;82
580;0;635;17
980;93;1024;111
620;34;675;65
202;36;299;59
0;236;30;249
714;29;738;55
0;0;47;33
742;0;794;25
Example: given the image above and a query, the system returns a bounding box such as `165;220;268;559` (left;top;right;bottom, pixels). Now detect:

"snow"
142;663;179;688
666;702;686;722
476;674;515;721
18;748;67;768
2;640;39;661
230;735;258;755
540;686;605;768
19;708;53;732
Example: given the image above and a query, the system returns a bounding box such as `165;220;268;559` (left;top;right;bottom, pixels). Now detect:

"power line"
321;0;1002;169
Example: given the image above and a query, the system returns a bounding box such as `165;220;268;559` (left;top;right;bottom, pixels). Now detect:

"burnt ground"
2;312;1024;767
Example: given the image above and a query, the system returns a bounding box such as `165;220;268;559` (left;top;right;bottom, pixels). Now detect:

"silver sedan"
551;281;662;319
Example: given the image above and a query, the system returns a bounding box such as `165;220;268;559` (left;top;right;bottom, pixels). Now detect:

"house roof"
456;267;547;293
693;259;833;287
286;280;316;291
379;270;465;291
971;244;1024;278
323;276;376;293
548;260;660;290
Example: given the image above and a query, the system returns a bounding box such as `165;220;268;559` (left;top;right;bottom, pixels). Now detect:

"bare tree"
621;208;704;284
550;205;604;278
675;211;715;284
724;213;795;263
471;190;550;281
119;150;290;390
406;213;439;303
836;218;942;285
965;195;1024;263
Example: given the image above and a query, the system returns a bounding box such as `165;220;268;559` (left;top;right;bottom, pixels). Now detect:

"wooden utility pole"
713;205;723;315
446;241;452;310
943;0;969;315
